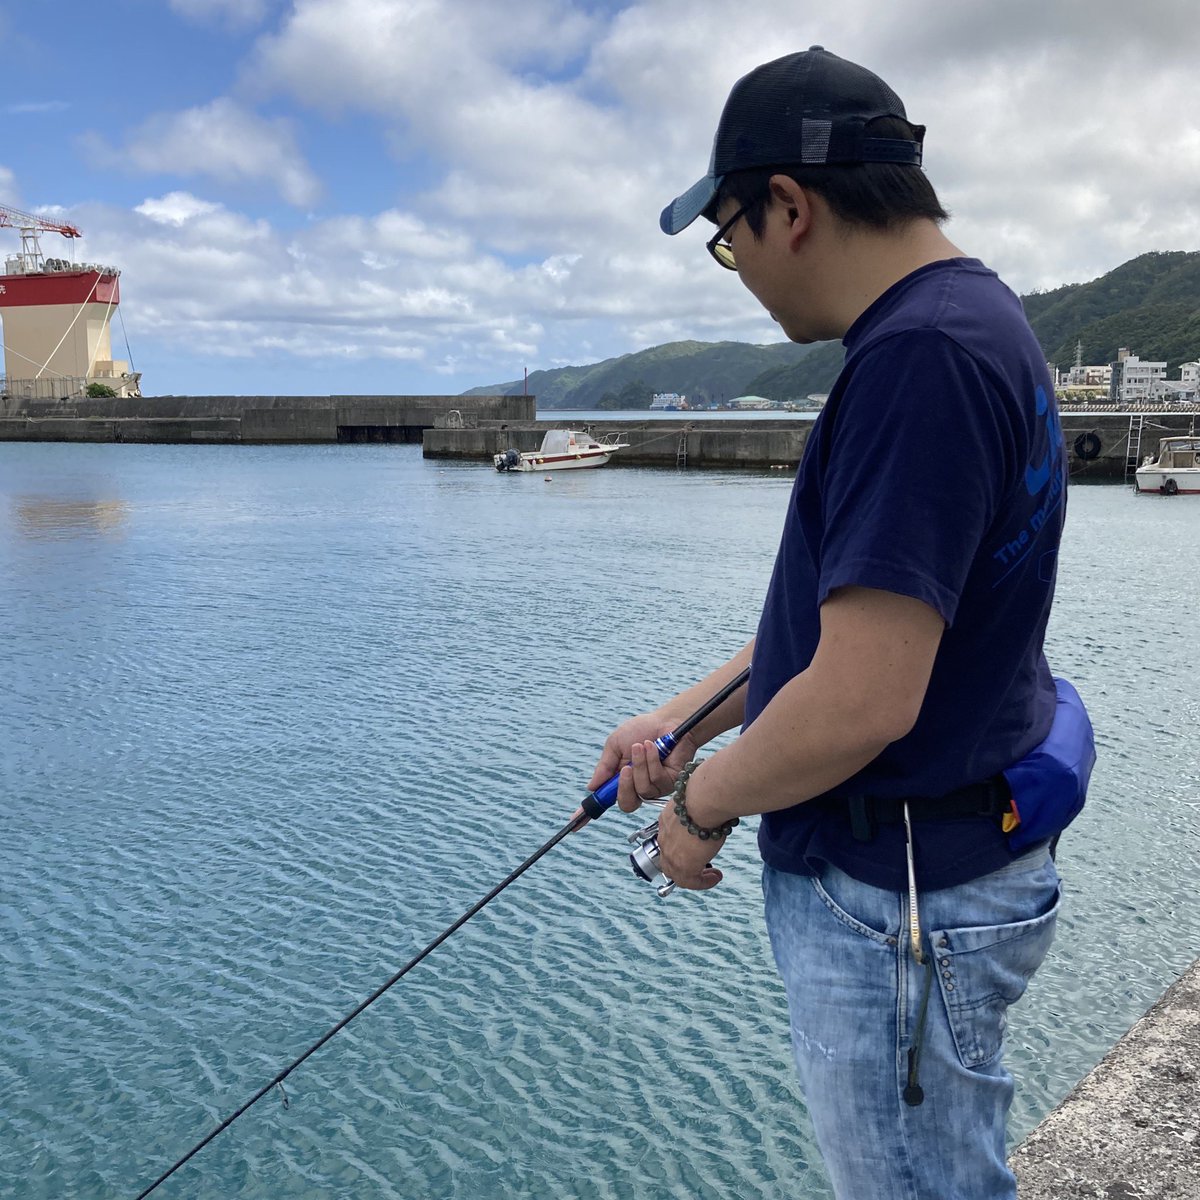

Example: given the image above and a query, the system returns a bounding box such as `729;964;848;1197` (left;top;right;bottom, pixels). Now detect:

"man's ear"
768;175;812;250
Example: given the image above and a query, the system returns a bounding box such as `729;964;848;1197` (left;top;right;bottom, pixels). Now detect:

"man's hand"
587;717;699;814
652;772;727;891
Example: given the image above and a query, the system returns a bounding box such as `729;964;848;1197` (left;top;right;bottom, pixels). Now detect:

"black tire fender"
1073;432;1102;461
1162;478;1179;496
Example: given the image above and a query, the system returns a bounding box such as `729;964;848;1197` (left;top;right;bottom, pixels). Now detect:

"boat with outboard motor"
1134;436;1200;494
494;429;629;472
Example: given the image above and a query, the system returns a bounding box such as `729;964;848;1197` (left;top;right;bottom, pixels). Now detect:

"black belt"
846;776;1011;842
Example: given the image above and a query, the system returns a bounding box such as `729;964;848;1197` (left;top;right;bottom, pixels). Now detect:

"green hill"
464;339;829;408
466;251;1200;407
1023;250;1200;369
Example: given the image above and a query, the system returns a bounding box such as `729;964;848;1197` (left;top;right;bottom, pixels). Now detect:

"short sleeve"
818;331;1010;625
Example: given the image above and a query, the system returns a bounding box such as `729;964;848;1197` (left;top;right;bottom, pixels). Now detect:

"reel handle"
627;813;676;897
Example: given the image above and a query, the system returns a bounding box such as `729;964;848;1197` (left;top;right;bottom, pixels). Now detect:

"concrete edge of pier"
1011;955;1200;1198
0;393;1197;477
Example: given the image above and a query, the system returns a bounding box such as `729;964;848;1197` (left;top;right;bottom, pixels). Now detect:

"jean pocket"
931;884;1061;1068
809;869;896;946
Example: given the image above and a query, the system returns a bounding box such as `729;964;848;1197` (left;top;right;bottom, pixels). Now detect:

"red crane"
0;202;82;239
0;202;82;274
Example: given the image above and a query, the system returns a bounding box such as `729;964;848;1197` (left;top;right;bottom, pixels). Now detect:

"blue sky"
2;0;1197;397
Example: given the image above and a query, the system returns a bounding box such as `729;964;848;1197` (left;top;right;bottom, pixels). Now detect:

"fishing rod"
131;665;750;1199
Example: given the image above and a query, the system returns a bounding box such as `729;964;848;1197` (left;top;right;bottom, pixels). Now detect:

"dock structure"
0;393;535;444
1012;956;1200;1198
424;418;812;470
1;391;1197;477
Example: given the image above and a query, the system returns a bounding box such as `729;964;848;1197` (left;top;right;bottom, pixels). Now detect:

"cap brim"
659;173;720;235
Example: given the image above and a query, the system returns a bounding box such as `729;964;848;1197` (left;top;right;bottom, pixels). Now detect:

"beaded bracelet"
671;759;739;841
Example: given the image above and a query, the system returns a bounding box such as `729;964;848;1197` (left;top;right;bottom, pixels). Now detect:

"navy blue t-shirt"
749;258;1067;891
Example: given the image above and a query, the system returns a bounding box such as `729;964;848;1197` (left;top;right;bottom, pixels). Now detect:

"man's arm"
586;640;753;812
653;586;945;889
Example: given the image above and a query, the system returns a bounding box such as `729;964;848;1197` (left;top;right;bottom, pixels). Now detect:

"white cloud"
238;0;1200;303
73;193;570;378
169;0;271;28
55;1;1200;392
0;165;19;205
3;101;69;115
95;98;321;207
135;192;223;226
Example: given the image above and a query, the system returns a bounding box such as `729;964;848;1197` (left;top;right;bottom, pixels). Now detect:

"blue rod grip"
580;733;677;820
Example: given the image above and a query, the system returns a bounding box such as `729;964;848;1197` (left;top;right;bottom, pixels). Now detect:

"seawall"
0;393;1195;477
427;411;1200;475
423;419;811;469
0;393;535;443
1012;956;1200;1197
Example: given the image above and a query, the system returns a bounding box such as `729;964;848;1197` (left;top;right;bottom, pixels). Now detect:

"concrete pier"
1012;957;1200;1198
1058;409;1199;483
423;418;812;469
0;390;1195;477
0;393;534;443
427;410;1200;475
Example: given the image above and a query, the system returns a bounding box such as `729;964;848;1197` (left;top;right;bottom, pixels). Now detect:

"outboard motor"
496;447;521;472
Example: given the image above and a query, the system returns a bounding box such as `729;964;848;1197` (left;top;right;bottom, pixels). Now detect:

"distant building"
1108;348;1197;404
650;392;688;410
1058;341;1113;388
1109;351;1167;403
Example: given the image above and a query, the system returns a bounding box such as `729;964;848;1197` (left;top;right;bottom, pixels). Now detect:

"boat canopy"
1154;437;1200;466
540;430;583;454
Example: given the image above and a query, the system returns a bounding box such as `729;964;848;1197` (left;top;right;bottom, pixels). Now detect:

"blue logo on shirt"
1024;386;1062;495
992;385;1065;581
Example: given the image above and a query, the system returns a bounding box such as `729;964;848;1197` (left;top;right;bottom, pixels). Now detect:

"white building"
1109;350;1168;403
1107;349;1199;404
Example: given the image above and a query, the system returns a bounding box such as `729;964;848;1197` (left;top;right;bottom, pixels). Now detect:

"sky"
1;0;1198;397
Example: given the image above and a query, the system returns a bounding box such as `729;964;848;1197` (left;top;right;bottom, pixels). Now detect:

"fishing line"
131;666;750;1198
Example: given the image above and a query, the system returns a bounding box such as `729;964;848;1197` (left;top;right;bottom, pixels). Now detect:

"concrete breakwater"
0;392;1195;477
0;393;535;444
424;419;812;469
431;411;1200;476
1059;410;1198;483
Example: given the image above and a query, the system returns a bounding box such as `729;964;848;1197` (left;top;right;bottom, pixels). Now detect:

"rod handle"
580;733;677;819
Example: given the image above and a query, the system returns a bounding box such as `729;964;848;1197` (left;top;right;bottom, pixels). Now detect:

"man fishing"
589;46;1089;1199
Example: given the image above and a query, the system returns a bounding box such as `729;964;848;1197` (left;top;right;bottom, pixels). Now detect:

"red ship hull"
0;270;120;308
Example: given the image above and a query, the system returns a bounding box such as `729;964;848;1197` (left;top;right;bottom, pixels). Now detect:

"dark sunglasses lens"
712;242;737;270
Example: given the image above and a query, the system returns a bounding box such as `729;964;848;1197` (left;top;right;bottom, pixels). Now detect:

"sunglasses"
706;202;751;270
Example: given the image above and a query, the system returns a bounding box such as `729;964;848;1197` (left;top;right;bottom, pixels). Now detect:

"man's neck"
817;220;967;339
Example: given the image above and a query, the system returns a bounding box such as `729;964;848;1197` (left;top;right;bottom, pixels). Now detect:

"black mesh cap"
661;46;925;235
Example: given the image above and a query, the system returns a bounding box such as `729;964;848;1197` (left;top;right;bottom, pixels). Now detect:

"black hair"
714;117;949;235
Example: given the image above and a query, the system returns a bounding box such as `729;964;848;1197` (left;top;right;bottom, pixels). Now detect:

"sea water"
1;442;1197;1200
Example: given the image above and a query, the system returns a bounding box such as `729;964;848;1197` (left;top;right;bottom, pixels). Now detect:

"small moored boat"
1134;436;1200;495
494;429;629;472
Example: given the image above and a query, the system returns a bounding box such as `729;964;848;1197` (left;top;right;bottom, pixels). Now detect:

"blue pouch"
1001;677;1096;852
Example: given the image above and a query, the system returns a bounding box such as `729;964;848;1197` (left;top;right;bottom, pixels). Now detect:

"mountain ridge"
464;251;1200;408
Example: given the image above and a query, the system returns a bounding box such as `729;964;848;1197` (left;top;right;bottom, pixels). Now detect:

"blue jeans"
763;845;1060;1200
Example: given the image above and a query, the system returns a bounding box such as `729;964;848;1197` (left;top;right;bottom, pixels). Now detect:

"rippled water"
1;444;1197;1200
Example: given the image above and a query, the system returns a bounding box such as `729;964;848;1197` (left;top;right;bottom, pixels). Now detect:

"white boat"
494;429;629;472
1134;436;1200;494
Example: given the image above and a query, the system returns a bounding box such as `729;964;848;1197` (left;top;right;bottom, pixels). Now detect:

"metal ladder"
676;425;691;469
1125;413;1146;485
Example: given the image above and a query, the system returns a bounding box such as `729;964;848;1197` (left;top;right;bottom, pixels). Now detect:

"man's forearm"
682;588;945;827
653;640;754;746
685;664;893;826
